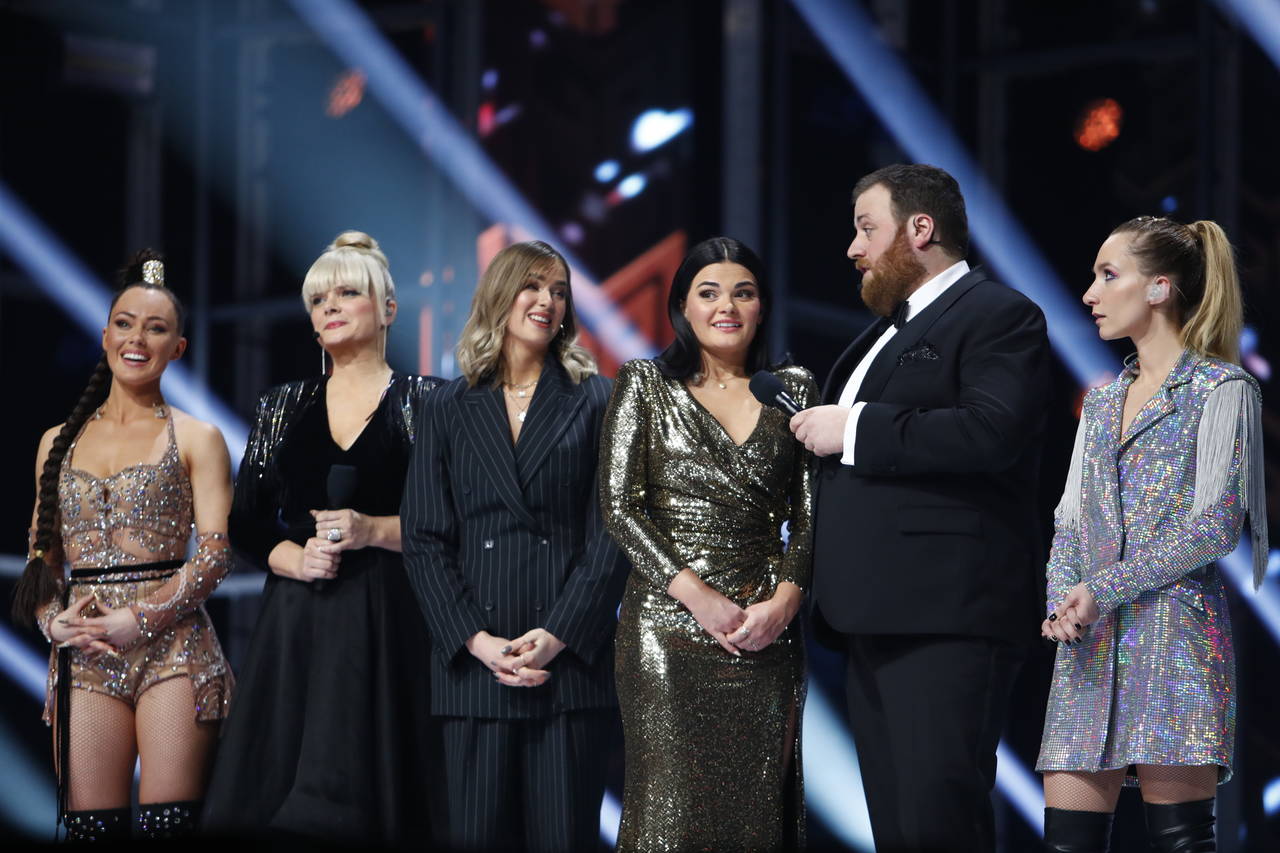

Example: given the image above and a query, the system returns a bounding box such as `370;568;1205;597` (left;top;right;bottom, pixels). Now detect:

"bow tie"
890;301;910;329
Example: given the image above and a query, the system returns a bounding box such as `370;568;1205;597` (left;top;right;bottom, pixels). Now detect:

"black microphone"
317;464;358;591
749;371;803;416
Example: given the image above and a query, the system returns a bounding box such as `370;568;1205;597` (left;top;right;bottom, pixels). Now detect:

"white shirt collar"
903;260;970;324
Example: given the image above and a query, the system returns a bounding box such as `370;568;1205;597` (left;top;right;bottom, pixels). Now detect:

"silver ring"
739;626;751;637
327;527;342;542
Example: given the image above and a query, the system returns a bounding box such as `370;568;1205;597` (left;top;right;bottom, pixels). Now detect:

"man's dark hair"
852;164;970;258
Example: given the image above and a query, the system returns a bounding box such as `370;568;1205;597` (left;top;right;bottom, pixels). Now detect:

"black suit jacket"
811;266;1050;645
401;359;629;718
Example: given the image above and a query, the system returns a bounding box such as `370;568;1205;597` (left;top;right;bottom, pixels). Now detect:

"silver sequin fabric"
600;359;815;852
41;413;233;723
1037;350;1264;782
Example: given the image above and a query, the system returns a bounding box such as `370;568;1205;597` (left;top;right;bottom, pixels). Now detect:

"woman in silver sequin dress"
13;251;235;841
1037;217;1267;852
600;237;814;852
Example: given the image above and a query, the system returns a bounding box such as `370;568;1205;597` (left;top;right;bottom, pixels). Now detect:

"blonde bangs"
300;249;394;310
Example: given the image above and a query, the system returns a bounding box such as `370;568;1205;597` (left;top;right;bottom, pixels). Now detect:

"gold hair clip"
141;259;164;286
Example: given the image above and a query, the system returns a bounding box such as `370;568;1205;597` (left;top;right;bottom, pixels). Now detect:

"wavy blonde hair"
456;240;597;386
302;230;396;358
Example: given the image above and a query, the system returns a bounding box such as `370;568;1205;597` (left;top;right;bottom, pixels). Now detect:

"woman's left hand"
1045;582;1100;644
502;628;566;674
71;595;141;654
312;508;374;552
728;583;803;652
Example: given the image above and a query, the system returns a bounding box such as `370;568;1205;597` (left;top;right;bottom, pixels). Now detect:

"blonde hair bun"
331;230;379;253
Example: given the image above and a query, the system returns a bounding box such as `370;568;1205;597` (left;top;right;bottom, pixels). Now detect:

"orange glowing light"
327;70;366;118
1074;98;1123;151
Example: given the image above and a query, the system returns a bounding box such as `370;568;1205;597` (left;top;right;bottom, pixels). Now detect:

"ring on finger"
327;527;342;542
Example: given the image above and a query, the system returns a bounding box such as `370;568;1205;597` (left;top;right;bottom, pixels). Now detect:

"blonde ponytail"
1181;221;1242;364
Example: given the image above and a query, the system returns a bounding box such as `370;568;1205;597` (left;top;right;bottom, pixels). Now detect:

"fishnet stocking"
1134;764;1218;805
58;676;218;811
1044;768;1126;812
135;676;219;803
62;689;136;811
1045;764;1219;813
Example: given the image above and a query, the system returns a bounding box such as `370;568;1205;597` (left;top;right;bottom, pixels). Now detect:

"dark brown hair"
852;163;970;258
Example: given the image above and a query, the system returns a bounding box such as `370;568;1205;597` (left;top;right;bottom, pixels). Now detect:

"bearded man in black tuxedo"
791;164;1050;852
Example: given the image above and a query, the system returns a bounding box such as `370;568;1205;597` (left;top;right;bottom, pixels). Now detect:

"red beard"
859;225;928;318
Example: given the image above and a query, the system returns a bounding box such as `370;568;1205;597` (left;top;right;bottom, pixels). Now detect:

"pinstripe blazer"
401;359;629;719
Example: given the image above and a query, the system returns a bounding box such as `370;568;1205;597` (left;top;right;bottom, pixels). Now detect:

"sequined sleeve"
778;369;817;591
228;381;320;568
37;597;62;643
1045;411;1087;615
599;360;687;589
130;531;231;642
1088;379;1264;616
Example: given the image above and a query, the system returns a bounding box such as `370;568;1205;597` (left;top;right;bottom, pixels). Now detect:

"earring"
319;343;326;375
1146;283;1166;302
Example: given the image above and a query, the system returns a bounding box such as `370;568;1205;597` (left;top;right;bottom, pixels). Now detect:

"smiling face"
1084;231;1169;342
101;286;186;386
503;261;568;355
309;282;393;354
681;261;761;365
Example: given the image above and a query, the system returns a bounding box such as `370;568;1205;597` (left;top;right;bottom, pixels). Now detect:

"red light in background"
477;101;496;137
327;69;366;118
1074;98;1123;151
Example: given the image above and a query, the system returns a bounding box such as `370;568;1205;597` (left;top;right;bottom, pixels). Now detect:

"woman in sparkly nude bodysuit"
1037;217;1267;853
600;237;815;852
12;250;235;841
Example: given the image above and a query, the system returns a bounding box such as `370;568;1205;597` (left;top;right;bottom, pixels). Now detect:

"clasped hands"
468;628;566;688
294;508;377;582
668;570;800;657
49;593;140;660
1041;582;1100;644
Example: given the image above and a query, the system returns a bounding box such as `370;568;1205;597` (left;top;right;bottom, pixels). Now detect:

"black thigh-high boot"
62;807;131;842
1144;798;1216;852
1043;807;1114;852
136;800;201;839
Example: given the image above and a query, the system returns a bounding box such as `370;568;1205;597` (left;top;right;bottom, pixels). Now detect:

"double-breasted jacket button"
484;601;495;611
483;539;495;549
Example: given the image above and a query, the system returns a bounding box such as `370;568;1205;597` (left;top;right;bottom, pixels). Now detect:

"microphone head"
327;464;358;508
749;370;786;406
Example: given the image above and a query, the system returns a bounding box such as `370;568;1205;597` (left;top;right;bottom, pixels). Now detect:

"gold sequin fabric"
1037;351;1265;783
600;359;816;852
42;414;233;724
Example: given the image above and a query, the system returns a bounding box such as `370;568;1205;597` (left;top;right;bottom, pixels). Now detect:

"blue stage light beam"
804;683;876;851
0;182;249;460
1220;541;1280;646
996;740;1046;837
789;0;1116;388
1211;0;1280;70
0;620;48;701
286;0;656;363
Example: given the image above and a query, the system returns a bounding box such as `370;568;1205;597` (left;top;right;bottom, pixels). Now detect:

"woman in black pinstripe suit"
402;240;629;853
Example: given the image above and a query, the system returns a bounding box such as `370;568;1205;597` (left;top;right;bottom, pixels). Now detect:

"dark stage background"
1;1;1278;849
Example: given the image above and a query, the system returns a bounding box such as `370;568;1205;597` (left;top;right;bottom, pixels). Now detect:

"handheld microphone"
749;371;803;416
317;464;358;591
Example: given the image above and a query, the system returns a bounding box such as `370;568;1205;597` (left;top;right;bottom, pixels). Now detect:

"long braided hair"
11;249;185;627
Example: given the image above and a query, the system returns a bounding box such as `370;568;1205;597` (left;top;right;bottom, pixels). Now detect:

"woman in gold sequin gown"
13;251;235;841
600;238;815;852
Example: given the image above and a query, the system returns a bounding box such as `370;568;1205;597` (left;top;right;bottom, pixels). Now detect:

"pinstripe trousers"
438;711;614;853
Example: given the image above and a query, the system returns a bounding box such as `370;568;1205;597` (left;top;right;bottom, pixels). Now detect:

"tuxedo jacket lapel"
515;362;585;489
461;384;543;533
856;270;984;404
823;317;890;404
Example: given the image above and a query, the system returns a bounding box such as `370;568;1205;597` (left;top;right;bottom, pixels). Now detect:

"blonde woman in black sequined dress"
600;237;815;851
12;251;235;841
